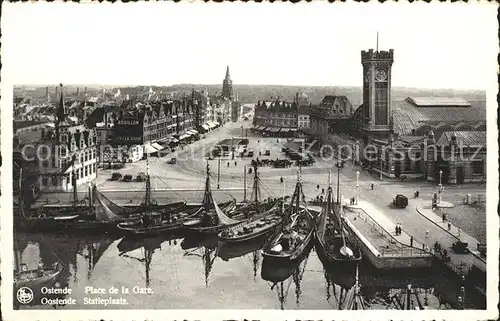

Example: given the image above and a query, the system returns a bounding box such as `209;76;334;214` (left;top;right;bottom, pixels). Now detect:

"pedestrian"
322;188;325;194
227;162;230;167
410;236;413;247
442;213;446;223
259;151;261;156
395;224;398;236
447;222;451;231
317;184;320;190
235;161;237;166
371;183;374;190
425;229;429;238
416;190;419;198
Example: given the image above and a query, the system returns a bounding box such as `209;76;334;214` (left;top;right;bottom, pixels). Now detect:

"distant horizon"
14;84;487;93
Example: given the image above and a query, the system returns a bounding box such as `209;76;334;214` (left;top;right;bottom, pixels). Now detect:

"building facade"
14;85;98;193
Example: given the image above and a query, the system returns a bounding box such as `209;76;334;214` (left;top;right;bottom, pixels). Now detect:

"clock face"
375;69;387;81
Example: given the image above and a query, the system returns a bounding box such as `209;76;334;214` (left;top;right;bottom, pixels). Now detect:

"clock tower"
361;48;394;138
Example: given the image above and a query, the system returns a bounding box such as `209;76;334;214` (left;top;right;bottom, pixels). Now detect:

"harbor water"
14;232;486;310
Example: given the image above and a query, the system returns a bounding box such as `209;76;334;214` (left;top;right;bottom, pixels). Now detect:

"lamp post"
356;170;360;205
379;152;383;180
438;169;443;204
335;159;342;204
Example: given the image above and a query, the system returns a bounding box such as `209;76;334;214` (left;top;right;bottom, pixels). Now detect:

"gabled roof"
436;131;486;147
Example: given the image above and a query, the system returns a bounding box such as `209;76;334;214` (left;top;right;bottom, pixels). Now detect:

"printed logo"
16;287;34;304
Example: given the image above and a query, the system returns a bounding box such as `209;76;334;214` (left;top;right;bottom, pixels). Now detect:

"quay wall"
344;216;433;269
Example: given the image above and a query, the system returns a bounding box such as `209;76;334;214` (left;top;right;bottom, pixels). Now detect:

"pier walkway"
342;201;432;269
416;204;485;259
343;199;486;280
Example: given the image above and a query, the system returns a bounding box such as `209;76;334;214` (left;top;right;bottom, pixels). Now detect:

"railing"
345;207;429;257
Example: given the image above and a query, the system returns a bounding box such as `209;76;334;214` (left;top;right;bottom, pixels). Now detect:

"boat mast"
252;163;259;205
72;155;78;208
281;179;286;213
202;162;212;209
144;151;152;214
295;166;302;215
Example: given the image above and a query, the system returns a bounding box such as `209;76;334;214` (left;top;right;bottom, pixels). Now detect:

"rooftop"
406;97;471;107
436;131;486;147
392;98;486;135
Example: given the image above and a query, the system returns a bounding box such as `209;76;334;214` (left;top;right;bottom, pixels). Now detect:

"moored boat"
315;171;362;268
183;163;244;234
218;165;283;243
116;159;196;236
261;168;315;263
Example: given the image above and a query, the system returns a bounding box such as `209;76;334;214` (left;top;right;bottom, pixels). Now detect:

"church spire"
55;83;66;143
222;65;233;101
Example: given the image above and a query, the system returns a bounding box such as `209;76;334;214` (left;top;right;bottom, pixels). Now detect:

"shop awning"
290;128;298;132
169;137;179;143
179;134;190;140
281;128;290;133
213;121;220;126
202;124;210;131
263;127;270;131
144;143;159;154
208;123;217;129
270;127;280;133
190;129;199;135
151;143;164;150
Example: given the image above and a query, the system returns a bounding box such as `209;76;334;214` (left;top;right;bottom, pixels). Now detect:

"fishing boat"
217;233;270;262
116;158;196;236
14;167;84;233
261;168;315;263
183;164;244;234
13;234;64;294
315;171;362;268
218;165;283;243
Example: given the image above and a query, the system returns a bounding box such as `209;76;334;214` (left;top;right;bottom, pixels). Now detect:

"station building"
349;49;486;183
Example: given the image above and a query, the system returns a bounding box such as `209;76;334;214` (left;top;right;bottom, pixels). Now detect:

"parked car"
136;172;147;182
393;194;408;208
452;241;469;254
168;158;177;164
110;173;122;181
264;150;270;156
247;150;254;157
123;175;133;182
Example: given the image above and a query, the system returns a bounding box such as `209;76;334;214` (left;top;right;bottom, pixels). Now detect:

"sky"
2;1;498;90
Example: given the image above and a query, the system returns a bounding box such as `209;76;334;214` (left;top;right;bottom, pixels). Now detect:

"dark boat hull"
314;233;362;270
217;234;269;261
185;221;241;234
117;210;200;236
261;228;314;263
218;220;282;243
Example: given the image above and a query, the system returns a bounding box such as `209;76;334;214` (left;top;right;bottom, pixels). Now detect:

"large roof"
406;97;471;107
436;131;486;147
392;98;486;135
